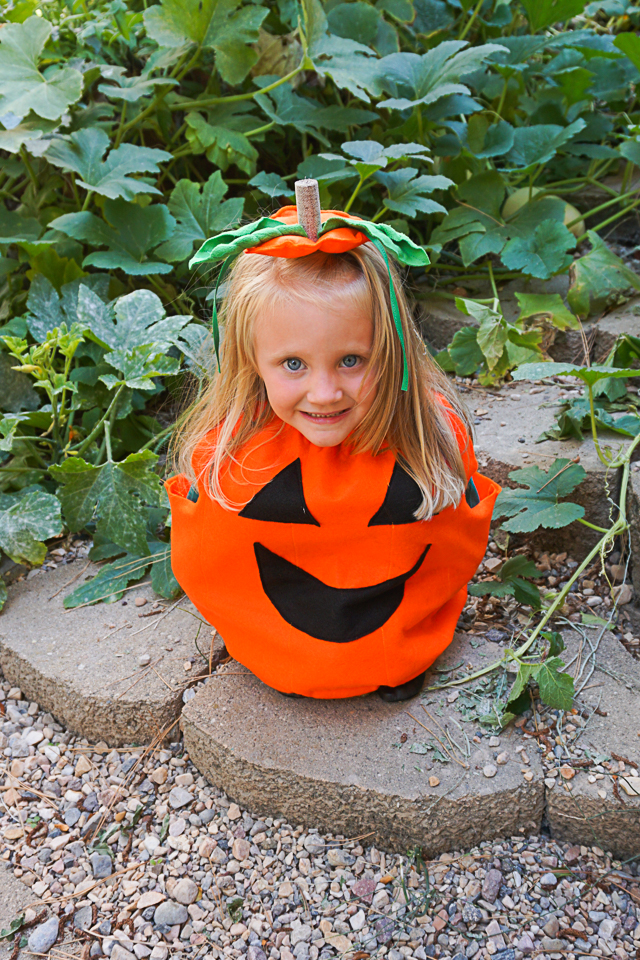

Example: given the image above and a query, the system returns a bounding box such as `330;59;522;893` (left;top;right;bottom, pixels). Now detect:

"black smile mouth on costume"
253;542;431;643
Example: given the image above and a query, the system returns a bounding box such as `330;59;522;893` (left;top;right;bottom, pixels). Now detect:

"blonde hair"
174;244;472;520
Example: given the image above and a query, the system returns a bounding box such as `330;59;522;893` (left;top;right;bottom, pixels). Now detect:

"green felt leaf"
51;451;163;556
0;488;63;565
515;292;580;331
0;17;83;121
493;458;586;533
143;0;269;85
513;360;640;387
375;168;451;217
501;220;576;280
613;31;640;72
63;552;151;608
190;217;306;267
567;231;640;318
506;119;587;169
50;200;176;276
377;40;507;111
45;129;171;202
320;217;431;266
535;656;574;711
301;0;382;102
521;0;588;31
156;172;244;263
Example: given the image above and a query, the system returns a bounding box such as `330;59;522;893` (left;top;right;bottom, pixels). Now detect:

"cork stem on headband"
295;178;322;242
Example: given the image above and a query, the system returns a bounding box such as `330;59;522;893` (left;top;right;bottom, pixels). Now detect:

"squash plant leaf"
148;540;181;598
185;113;259;175
520;0;588;32
501;219;576;280
63;552;151;608
493;458;586;533
613;31;640;73
567;230;640;317
301;0;384;102
535;656;574;711
97;68;179;103
50;199;176;276
0;487;63;565
0;17;83;121
447;326;484;375
248;171;293;199
254;77;378;145
506;119;586;169
0;115;58;154
45;129;171;202
156;171;244;263
51;451;164;557
376;40;507;111
100;345;180;391
469;554;542;609
515;292;580;330
375;168;452;217
512;360;640;387
143;0;269;85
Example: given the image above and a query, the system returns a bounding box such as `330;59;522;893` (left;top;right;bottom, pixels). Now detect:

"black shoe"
377;671;426;703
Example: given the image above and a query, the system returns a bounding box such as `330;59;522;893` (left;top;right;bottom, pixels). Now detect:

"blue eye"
342;355;359;368
284;358;303;371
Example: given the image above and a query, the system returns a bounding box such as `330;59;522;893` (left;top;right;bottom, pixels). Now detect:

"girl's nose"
306;370;343;406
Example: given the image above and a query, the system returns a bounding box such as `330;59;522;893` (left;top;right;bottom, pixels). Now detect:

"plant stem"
169;64;304;112
576;518;610;533
73;384;125;458
175;43;203;83
104;420;113;462
458;0;484;40
114;100;128;149
343;177;365;214
587;382;611;467
245;121;276;138
589;198;640;235
566;185;640;229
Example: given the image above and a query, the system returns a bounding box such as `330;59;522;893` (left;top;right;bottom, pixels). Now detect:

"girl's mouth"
299;408;350;423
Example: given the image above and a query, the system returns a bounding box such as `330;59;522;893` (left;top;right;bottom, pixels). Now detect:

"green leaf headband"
189;199;430;391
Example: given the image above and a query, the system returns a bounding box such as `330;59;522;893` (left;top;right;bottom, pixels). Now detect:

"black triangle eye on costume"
239;459;320;525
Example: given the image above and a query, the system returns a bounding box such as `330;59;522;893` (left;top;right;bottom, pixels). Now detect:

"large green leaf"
515;292;580;331
51;451;164;556
535;656;574;711
143;0;269;85
148;541;181;599
0;17;83;121
506;119;586;169
185;113;258;175
78;287;192;357
0;115;58;154
501;220;576;280
493;458;586;533
376;40;507;111
512;360;640;387
45;129;171;202
301;0;382;101
101;344;180;390
567;230;640;318
97;67;179;103
156;172;244;263
375;168;452;217
614;32;640;73
0;488;63;565
521;0;588;32
50;200;176;276
63;553;151;608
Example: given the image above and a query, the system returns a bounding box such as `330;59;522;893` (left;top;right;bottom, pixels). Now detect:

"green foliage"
493;458;586;533
468;555;542;609
1;0;640;604
507;655;574;713
0;487;63;564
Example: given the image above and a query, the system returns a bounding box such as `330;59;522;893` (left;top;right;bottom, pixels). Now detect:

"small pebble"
483;764;497;778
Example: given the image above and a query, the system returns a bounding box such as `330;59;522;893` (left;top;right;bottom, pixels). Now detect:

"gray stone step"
0;561;219;746
181;633;544;856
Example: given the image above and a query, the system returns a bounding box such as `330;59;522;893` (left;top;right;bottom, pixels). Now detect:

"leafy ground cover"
1;0;640;703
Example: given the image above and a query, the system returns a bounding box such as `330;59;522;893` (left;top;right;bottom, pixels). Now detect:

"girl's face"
254;292;378;447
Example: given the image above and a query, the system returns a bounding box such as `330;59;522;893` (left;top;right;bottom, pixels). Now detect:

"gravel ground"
1;673;640;960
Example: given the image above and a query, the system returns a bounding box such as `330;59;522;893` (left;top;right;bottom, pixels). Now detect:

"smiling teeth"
304;411;346;419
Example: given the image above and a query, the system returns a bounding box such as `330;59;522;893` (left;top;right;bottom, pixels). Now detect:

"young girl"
166;195;499;702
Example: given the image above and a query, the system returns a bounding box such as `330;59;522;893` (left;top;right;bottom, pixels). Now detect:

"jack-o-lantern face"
167;421;499;699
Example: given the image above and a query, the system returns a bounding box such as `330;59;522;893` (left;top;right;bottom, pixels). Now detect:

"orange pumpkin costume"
169;199;500;698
